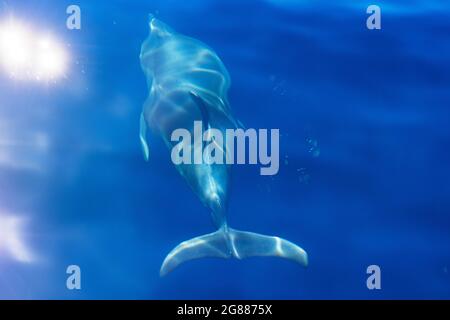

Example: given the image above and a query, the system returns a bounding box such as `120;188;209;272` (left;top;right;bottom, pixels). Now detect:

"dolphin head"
141;17;174;52
149;17;174;37
140;17;175;83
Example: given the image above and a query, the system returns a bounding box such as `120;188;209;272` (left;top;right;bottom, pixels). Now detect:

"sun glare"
0;19;68;82
0;214;33;263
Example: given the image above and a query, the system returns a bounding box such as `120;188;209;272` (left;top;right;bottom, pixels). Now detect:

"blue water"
0;0;449;299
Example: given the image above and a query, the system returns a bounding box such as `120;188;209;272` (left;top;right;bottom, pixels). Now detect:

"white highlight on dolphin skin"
171;121;280;175
0;18;68;81
0;214;34;263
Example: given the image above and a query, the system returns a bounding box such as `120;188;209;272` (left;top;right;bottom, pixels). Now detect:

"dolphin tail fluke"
160;229;230;276
160;227;308;276
225;228;308;266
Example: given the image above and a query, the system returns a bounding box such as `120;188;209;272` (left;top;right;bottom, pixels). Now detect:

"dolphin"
139;16;308;276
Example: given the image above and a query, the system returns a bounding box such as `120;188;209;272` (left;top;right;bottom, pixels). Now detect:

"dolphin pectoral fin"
189;91;211;131
160;229;231;276
160;227;308;276
140;113;150;161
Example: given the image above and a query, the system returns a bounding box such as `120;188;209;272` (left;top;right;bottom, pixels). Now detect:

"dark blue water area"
0;0;449;299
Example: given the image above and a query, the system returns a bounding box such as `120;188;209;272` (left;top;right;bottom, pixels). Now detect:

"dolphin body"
139;17;308;276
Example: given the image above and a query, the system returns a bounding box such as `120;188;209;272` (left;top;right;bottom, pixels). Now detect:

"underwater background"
0;0;449;299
